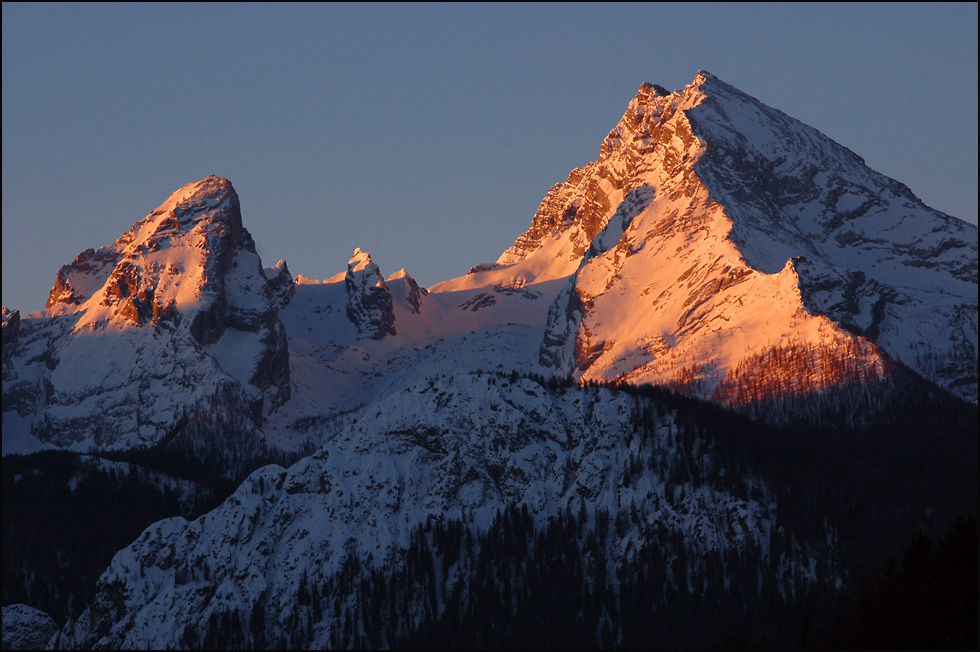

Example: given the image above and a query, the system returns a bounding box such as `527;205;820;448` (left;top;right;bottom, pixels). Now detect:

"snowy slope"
264;247;565;451
55;375;795;649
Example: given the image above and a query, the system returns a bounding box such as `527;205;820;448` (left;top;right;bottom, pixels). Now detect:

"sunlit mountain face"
2;72;976;650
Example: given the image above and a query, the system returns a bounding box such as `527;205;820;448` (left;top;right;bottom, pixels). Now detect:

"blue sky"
3;3;977;313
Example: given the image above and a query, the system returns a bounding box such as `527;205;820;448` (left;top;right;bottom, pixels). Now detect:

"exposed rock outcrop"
1;604;58;650
345;248;396;339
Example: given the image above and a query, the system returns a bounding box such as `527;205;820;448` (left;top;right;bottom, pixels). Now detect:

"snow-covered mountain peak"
386;268;411;282
638;81;672;98
495;76;706;270
386;268;427;317
692;69;717;84
3;176;291;456
265;258;291;280
514;71;977;405
498;68;973;278
143;174;240;233
42;174;253;334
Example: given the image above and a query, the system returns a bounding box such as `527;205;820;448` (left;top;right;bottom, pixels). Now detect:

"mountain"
45;374;980;649
3;73;975;455
2;176;289;472
52;377;782;648
2;71;977;649
509;72;975;418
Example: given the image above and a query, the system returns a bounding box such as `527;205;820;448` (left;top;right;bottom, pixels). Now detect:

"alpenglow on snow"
3;71;975;461
2;70;976;651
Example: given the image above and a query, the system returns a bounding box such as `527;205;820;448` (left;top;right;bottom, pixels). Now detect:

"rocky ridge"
3;73;976;459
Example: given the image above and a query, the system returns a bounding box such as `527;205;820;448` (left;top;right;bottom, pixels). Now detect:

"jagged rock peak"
386;268;428;315
345;248;396;339
693;69;716;83
44;174;253;326
524;70;976;406
4;175;291;456
270;258;290;273
637;81;671;99
159;174;239;219
122;175;245;257
497;70;789;268
348;247;376;273
497;72;705;265
265;259;295;311
347;248;382;284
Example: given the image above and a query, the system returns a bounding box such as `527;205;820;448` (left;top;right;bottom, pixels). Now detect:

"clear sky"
3;3;977;314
